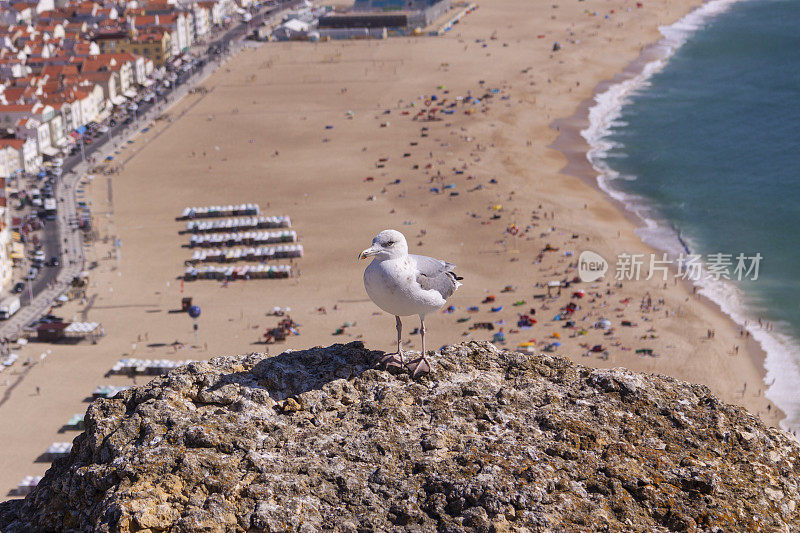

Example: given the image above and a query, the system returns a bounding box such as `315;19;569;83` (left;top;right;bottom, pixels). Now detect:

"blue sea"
583;0;800;429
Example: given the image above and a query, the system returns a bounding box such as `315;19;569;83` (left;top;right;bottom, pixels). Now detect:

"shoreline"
549;0;786;426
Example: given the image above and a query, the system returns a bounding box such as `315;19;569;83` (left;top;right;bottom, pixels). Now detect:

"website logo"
578;250;608;282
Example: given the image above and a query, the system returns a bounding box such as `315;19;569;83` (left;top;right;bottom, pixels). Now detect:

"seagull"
359;229;462;376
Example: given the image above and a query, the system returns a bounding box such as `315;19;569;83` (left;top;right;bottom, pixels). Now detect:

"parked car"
25;267;38;280
12;282;24;293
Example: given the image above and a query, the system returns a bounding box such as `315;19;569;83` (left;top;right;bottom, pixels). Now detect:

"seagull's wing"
411;254;463;300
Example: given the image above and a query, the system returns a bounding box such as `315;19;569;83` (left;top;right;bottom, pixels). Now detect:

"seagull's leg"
396;315;405;364
380;315;405;368
407;315;432;377
421;316;425;357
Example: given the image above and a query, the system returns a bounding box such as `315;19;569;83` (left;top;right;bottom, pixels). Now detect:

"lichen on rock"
1;341;799;532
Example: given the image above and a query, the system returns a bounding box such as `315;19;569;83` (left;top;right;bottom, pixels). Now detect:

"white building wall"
36;0;55;13
49;114;65;146
0;225;12;290
0;174;12;288
193;6;210;38
0;170;12;289
23;139;41;172
70;100;83;129
36;123;52;153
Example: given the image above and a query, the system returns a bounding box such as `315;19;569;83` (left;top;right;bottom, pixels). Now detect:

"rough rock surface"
2;341;800;532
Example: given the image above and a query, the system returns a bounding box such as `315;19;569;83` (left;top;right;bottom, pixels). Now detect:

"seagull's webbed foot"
406;356;431;378
379;351;406;368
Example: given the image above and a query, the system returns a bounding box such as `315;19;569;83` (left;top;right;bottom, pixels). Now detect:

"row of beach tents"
183;264;293;281
177;204;260;220
185;215;291;233
188;230;298;248
45;442;73;460
92;385;129;399
187;245;303;264
17;476;43;495
111;358;195;375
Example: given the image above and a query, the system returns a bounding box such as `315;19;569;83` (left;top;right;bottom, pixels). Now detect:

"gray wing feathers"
411;254;461;300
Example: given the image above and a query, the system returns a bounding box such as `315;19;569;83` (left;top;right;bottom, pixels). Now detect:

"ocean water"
583;0;800;429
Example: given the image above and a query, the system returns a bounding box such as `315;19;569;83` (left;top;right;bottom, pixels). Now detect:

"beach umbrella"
188;305;201;339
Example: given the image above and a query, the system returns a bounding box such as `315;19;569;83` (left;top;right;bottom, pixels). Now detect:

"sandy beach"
0;0;784;495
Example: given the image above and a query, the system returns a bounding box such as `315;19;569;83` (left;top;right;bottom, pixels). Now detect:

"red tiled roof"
73;43;94;53
158;13;180;24
133;31;166;42
109;52;138;62
0;138;26;149
79;71;111;82
1;87;27;102
132;15;158;26
40;98;67;109
0;104;36;112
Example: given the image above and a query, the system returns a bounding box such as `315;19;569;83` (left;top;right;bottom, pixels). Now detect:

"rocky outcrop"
2;341;799;532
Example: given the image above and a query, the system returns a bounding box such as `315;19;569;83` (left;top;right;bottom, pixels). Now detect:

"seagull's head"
359;229;408;261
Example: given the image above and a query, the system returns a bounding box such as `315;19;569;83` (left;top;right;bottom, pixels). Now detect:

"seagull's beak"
359;245;380;260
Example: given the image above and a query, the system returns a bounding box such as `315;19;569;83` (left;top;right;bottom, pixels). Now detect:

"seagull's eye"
385;241;395;247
